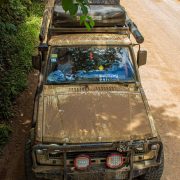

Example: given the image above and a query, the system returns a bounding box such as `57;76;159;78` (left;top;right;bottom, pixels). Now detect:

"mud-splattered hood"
36;84;155;143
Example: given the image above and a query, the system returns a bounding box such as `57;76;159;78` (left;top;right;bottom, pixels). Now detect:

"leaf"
89;19;95;28
81;5;88;15
84;21;91;31
69;3;78;16
83;0;89;4
62;0;73;12
61;0;94;30
87;16;95;28
80;15;86;25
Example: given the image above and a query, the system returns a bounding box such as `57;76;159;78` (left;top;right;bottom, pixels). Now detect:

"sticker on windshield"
50;54;58;63
98;65;104;71
99;74;126;82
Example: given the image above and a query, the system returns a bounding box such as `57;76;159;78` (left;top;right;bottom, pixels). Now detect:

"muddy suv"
25;1;164;180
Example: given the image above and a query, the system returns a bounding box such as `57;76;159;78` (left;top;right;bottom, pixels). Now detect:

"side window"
110;48;134;79
47;48;75;83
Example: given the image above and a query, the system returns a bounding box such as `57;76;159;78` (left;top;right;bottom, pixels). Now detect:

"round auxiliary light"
106;153;123;169
74;155;91;170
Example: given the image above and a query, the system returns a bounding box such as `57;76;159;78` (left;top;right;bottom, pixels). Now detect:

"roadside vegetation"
0;0;44;149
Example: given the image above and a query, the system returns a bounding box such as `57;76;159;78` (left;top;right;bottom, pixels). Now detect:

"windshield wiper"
46;80;136;86
117;80;135;84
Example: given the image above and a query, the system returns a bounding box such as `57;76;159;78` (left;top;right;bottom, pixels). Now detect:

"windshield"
46;46;135;84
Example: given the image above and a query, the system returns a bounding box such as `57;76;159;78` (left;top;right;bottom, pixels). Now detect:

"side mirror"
137;50;147;67
32;55;41;70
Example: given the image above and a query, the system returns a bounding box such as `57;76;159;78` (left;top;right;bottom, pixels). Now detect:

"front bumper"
33;162;155;180
33;166;130;179
32;140;163;179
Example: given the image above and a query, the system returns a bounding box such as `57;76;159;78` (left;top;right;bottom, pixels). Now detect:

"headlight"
106;153;124;169
35;149;63;165
36;149;44;155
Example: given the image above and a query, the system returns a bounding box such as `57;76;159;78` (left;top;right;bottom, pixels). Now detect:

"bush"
0;1;44;119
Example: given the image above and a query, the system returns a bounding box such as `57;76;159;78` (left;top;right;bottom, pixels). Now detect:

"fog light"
74;155;90;170
106;154;123;169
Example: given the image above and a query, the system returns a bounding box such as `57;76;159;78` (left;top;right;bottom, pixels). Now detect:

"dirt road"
0;0;180;180
121;0;180;179
0;72;38;180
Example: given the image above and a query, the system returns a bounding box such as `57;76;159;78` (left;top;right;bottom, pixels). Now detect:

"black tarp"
52;2;126;27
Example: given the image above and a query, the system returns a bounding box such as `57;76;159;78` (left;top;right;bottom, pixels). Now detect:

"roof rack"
39;0;144;44
48;26;130;35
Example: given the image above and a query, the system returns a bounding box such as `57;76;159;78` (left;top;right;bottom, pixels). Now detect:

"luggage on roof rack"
52;1;126;27
39;0;144;44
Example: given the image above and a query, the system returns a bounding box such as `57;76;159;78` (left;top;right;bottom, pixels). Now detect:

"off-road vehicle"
25;0;164;179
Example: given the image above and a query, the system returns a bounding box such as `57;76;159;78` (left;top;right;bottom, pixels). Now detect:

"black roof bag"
52;2;126;27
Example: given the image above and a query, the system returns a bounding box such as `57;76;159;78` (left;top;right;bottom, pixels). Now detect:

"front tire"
24;136;38;180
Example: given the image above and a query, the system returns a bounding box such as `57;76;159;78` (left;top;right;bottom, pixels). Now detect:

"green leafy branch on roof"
61;0;95;30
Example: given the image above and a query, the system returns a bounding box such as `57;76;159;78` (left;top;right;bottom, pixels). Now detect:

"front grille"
46;150;128;169
67;150;127;159
49;152;62;159
48;150;125;160
66;150;128;168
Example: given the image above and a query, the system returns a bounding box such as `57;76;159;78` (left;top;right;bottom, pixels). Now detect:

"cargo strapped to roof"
39;0;144;44
52;3;126;28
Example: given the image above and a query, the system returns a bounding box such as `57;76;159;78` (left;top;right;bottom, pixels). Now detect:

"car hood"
36;84;155;143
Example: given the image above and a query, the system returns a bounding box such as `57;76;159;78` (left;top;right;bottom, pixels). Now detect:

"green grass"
0;2;43;119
